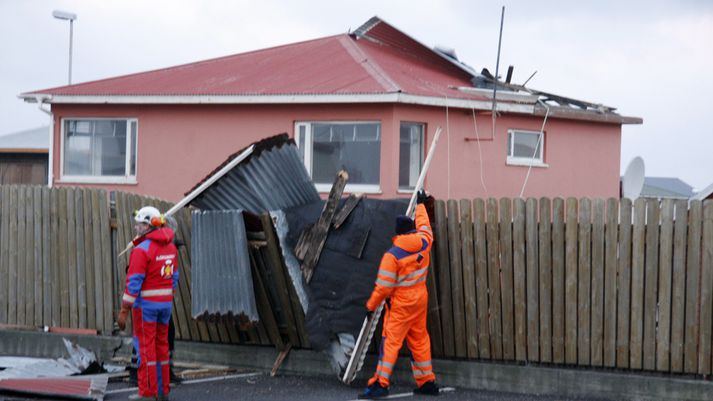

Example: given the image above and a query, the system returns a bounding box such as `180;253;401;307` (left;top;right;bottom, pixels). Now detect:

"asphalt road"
103;372;613;401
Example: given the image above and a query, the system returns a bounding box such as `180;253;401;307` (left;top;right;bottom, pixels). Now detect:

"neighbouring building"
0;126;49;185
640;177;695;200
20;17;641;202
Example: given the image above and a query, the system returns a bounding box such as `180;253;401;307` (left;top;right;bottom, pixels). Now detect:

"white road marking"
347;386;455;400
105;371;262;394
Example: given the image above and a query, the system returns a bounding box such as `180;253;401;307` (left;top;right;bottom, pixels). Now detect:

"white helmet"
134;206;161;225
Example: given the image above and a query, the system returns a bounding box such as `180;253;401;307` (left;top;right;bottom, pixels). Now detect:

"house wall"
50;103;621;202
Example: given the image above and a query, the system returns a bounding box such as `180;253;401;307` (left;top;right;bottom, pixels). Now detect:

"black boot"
413;380;439;396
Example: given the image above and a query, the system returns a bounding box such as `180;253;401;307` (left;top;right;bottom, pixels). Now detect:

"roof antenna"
491;6;505;138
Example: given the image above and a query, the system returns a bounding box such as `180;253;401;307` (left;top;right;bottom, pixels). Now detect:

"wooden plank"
98;190;113;334
499;198;515;360
616;198;633;368
551;198;565;364
33;187;43;326
565;198;579;365
684;201;703;373
0;186;9;324
446;200;467;358
698;201;713;375
261;214;304;348
17;186;27;325
301;170;348;283
603;198;619;367
434;200;454;357
41;187;51;327
24;187;36;326
332;193;363;229
670;200;688;372
538;197;552;363
525;198;539;362
512;198;527;361
66;189;78;328
82;189;96;330
629;198;647;370
473;199;490;359
643;199;660;371
90;190;106;333
248;247;284;348
50;188;60;327
159;199;191;342
459;199;478;359
74;189;87;329
486;198;503;360
6;185;19;324
577;198;591;366
590;199;605;367
655;199;674;372
58;188;70;328
173;205;207;342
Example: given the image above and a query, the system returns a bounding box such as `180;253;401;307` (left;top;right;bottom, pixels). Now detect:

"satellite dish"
622;156;645;200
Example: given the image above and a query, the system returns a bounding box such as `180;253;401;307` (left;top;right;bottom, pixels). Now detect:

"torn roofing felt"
282;197;408;351
186;133;320;213
191;209;259;322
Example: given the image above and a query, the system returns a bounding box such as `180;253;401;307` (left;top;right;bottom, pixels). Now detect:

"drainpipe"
34;95;53;187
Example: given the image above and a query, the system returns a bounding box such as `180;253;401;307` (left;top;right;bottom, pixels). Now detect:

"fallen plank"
301;170;349;283
332;194;363;229
271;343;293;377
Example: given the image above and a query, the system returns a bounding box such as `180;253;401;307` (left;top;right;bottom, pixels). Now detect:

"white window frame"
506;129;548;168
59;117;139;184
295;121;382;194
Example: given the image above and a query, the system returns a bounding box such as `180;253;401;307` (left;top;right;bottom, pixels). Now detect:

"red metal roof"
25;18;486;102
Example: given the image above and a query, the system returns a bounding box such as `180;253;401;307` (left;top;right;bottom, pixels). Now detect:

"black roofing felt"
283;198;409;351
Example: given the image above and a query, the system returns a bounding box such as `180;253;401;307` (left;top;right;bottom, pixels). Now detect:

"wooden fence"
426;197;713;375
2;186;713;376
0;185;113;334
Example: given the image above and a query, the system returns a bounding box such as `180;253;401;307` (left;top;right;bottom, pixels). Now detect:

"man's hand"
117;305;131;331
416;189;428;205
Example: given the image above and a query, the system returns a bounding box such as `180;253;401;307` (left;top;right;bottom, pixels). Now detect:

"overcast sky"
1;0;711;190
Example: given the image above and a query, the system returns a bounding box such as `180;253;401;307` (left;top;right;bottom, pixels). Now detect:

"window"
61;118;138;183
295;121;381;192
399;122;424;190
507;129;546;166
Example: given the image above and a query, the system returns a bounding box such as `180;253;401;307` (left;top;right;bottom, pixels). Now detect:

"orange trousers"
367;294;436;388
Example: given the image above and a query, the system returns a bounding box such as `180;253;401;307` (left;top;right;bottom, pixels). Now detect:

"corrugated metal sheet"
189;135;320;213
0;376;107;400
191;210;259;321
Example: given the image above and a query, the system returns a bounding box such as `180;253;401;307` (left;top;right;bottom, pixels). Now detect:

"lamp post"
52;10;77;85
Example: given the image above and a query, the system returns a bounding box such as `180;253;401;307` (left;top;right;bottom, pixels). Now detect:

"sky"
1;0;711;190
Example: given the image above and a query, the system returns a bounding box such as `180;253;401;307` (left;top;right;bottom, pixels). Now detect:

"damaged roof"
20;17;640;125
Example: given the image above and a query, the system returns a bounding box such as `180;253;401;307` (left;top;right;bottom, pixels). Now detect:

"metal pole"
68;19;73;84
491;6;505;138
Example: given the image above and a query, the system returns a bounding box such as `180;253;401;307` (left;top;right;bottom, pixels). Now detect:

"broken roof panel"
187;133;320;213
191;209;259;322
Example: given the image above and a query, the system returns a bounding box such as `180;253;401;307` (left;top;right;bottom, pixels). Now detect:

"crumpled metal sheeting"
191;209;259;322
0;338;97;379
191;142;319;213
270;210;309;312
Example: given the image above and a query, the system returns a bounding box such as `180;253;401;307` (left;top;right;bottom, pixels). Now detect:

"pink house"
20;17;641;202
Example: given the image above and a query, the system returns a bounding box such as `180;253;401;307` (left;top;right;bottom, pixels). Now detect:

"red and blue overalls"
366;204;436;388
122;228;179;399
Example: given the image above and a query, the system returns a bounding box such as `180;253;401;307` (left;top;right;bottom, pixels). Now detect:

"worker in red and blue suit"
360;190;439;399
118;206;179;401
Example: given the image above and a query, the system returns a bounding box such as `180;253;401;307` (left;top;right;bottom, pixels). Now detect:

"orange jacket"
366;204;433;311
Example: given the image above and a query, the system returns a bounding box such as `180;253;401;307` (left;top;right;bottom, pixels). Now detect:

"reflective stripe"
146;361;157;366
419;226;432;234
140;288;173;297
412;368;433;376
376;368;391;379
397;276;427;287
378;360;394;369
412;360;432;367
376;279;397;287
122;293;136;303
399;266;428;281
378;269;398;279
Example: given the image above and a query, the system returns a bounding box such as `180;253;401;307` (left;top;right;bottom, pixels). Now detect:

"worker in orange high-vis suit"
117;206;178;401
359;190;439;399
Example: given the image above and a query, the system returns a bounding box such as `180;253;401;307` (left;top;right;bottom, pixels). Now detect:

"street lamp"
52;10;77;85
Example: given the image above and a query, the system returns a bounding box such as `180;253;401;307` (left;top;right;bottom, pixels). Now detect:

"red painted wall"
50;103;622;202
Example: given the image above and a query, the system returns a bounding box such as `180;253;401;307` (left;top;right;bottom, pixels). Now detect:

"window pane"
63;119;128;176
311;123;380;185
399;123;423;189
130;121;137;176
297;125;306;164
512;132;542;159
